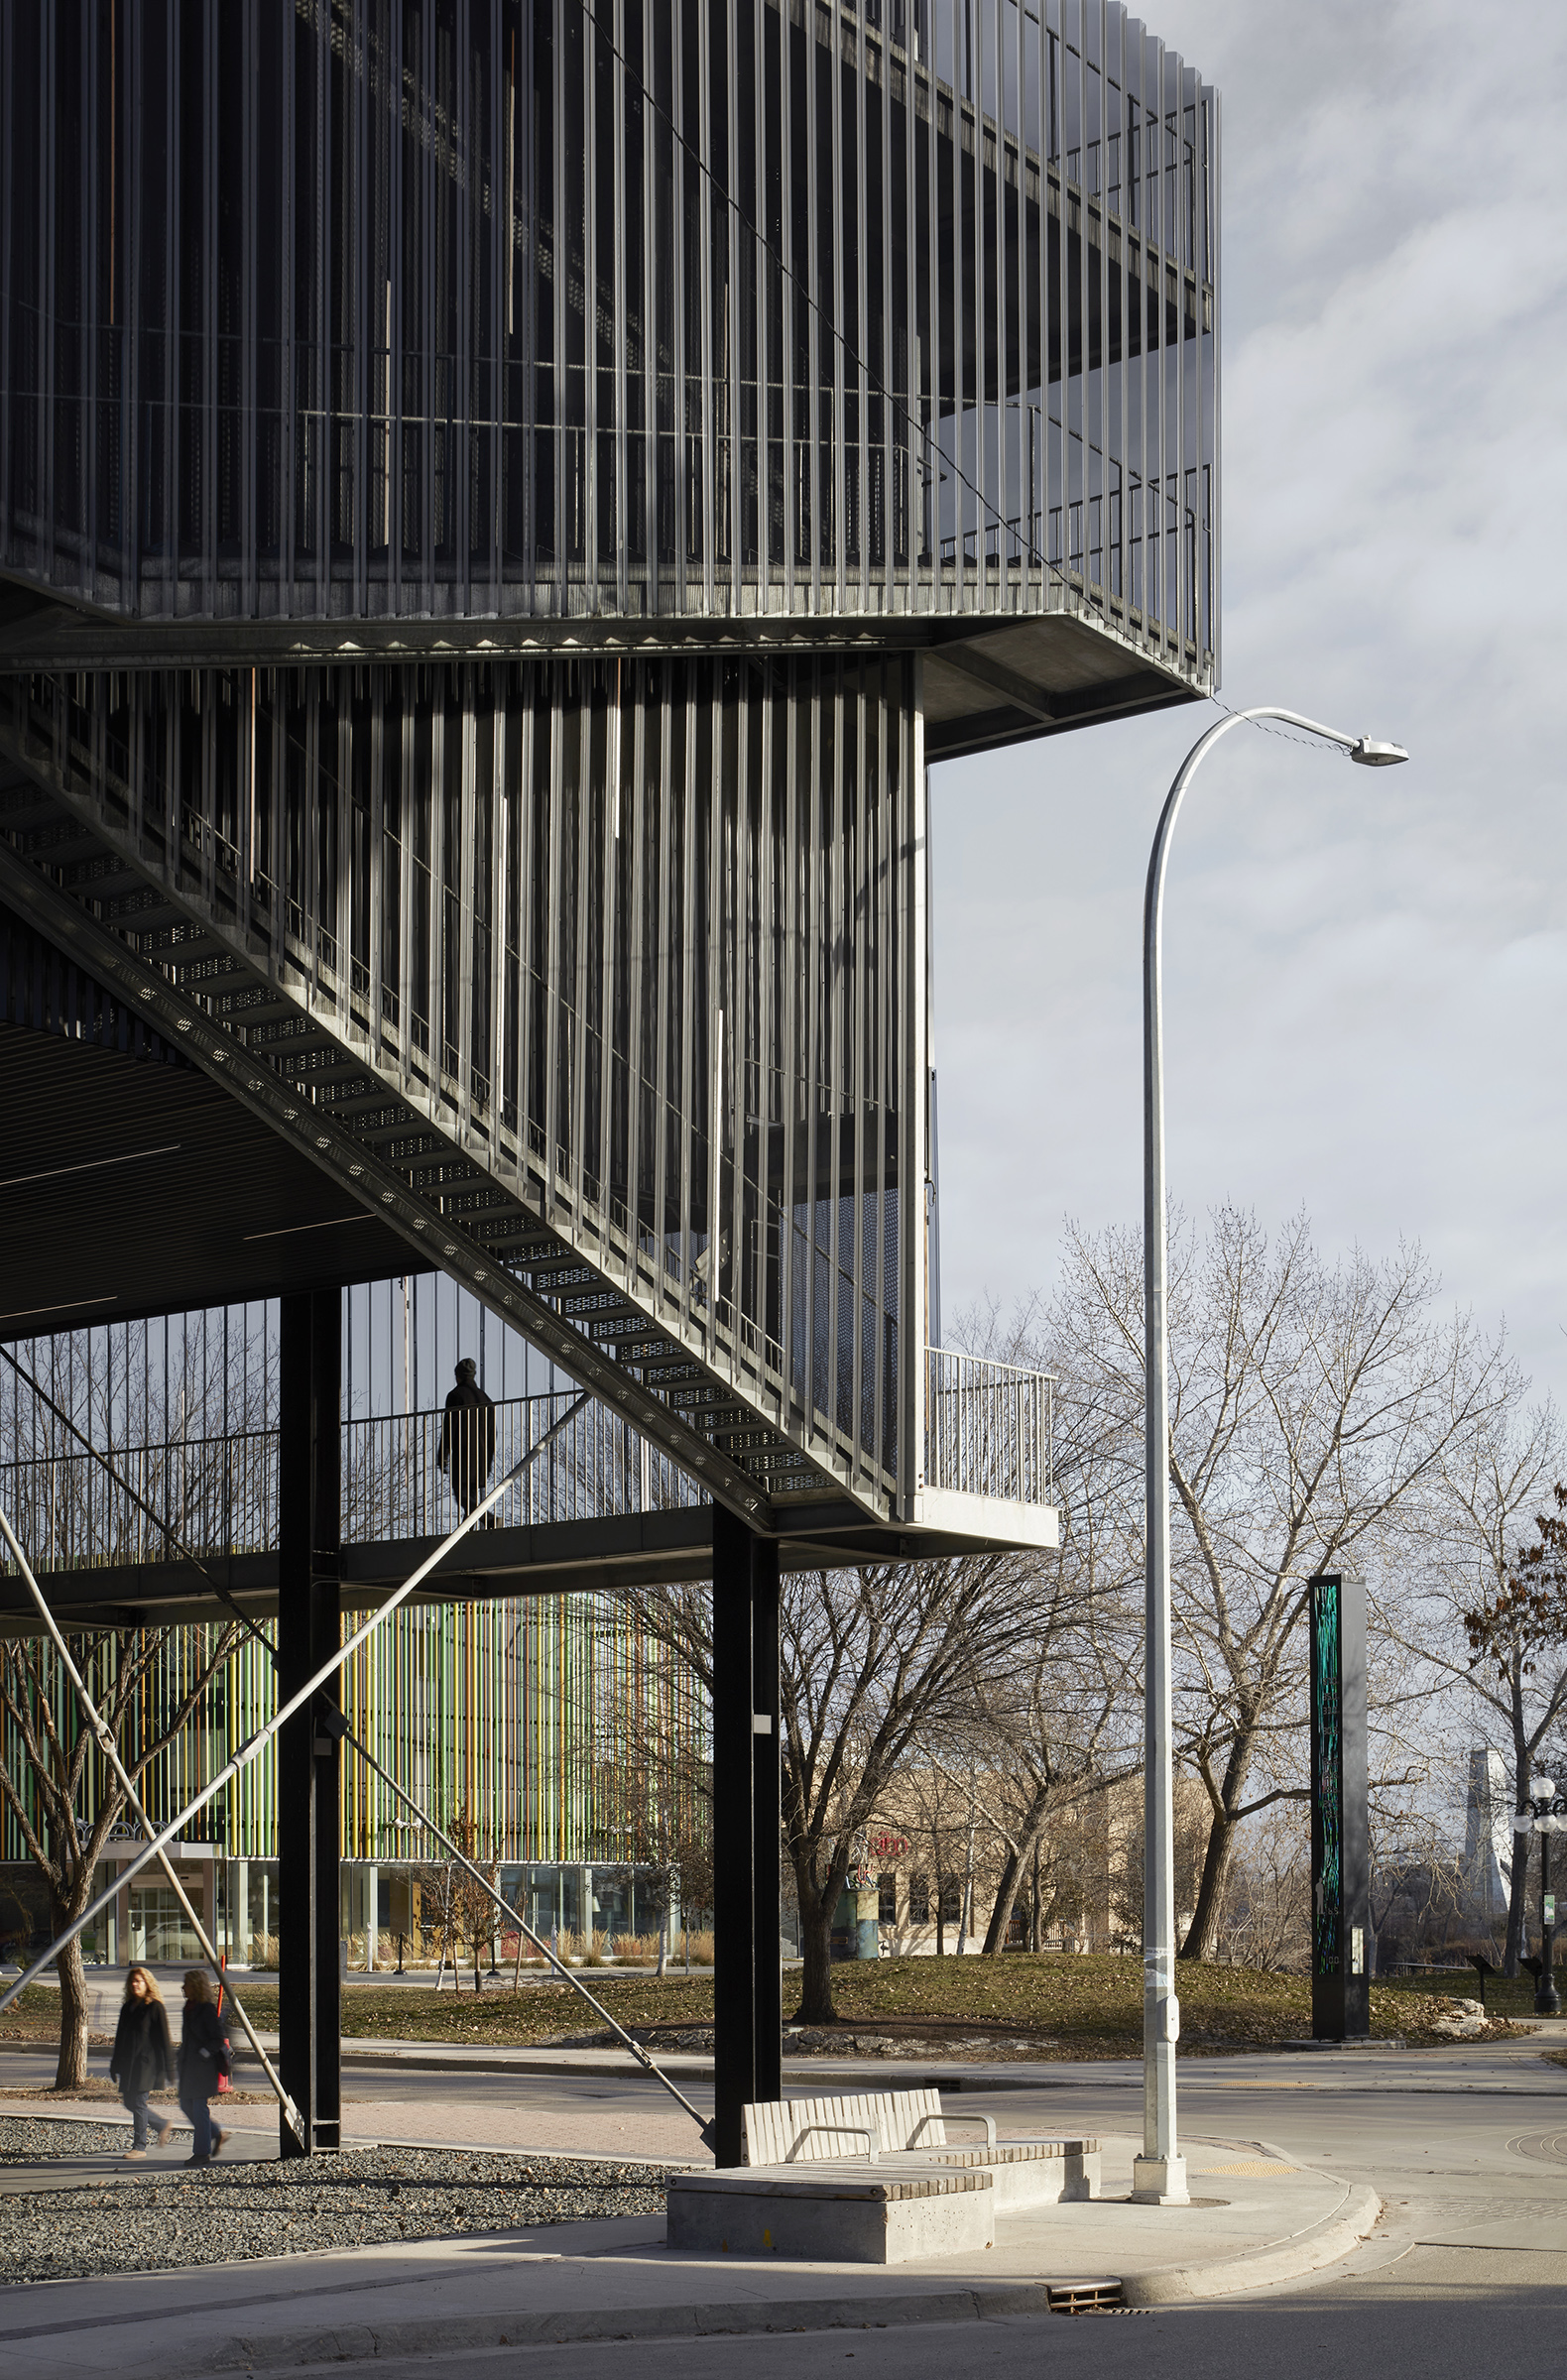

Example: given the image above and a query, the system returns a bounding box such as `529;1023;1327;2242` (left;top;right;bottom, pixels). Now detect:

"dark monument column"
712;1506;782;2165
1309;1572;1370;2042
278;1291;342;2155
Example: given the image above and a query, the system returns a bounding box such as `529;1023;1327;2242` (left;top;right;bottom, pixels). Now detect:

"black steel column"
751;1535;783;2105
1309;1573;1370;2041
712;1507;782;2165
278;1291;341;2156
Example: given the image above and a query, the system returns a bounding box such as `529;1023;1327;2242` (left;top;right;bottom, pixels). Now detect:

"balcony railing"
924;1350;1054;1507
0;1393;702;1576
0;1355;1052;1577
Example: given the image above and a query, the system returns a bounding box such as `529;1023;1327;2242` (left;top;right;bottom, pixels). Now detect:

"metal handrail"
0;1392;702;1573
0;1353;1056;1575
924;1349;1054;1507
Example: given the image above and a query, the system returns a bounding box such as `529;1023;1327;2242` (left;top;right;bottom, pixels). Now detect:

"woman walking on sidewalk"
178;1969;231;2166
108;1965;175;2160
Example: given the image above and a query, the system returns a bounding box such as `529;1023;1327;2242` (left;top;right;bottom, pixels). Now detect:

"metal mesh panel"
0;0;1217;674
1;651;919;1509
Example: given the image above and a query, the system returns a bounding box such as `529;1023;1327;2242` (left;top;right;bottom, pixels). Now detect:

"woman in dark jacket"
109;1964;176;2160
177;1968;231;2165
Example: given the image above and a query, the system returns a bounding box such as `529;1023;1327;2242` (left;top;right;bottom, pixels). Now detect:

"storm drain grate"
1047;2280;1125;2316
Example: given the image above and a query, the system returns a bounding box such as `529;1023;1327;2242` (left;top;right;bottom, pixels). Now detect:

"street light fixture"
1135;706;1409;2208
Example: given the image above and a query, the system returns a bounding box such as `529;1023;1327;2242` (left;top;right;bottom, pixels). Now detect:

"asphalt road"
324;2249;1567;2380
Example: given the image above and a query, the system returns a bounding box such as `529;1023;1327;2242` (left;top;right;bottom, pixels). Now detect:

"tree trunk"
1503;1822;1530;1976
983;1782;1056;1954
53;1899;89;2091
1179;1806;1236;1963
1504;1715;1531;1975
789;1858;838;2025
983;1841;1025;1955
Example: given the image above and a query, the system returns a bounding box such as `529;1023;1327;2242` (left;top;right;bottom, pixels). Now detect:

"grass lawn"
821;1953;1490;2052
1;1956;1509;2059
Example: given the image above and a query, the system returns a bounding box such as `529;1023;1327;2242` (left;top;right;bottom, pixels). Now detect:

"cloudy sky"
931;0;1567;1405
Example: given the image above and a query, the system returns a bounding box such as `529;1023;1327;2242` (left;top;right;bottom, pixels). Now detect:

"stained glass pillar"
1309;1574;1370;2040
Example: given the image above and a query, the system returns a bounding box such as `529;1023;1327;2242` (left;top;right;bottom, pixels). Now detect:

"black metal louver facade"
2;0;1217;671
0;2;1217;1531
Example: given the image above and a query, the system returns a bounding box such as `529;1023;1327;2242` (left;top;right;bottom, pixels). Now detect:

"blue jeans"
123;2088;153;2149
180;2082;213;2160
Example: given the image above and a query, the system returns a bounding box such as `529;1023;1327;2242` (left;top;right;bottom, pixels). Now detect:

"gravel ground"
0;2118;676;2285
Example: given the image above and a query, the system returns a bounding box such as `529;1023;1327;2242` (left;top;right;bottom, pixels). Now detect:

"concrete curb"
147;2187;1385;2372
181;2287;1064;2372
1120;2182;1382;2306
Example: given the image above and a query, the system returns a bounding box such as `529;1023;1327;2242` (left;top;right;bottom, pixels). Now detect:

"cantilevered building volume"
0;1;1217;2157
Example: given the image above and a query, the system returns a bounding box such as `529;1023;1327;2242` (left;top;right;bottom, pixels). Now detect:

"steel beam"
712;1505;782;2166
751;1529;783;2110
278;1290;342;2156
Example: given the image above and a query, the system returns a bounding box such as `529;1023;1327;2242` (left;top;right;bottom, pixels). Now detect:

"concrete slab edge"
168;2285;1068;2374
1119;2184;1383;2307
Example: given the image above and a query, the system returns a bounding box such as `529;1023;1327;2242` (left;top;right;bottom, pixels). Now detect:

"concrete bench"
666;2165;996;2264
744;2087;1100;2211
664;2088;1099;2264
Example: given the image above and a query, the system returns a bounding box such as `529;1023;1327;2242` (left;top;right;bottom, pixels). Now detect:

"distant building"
1463;1744;1512;1924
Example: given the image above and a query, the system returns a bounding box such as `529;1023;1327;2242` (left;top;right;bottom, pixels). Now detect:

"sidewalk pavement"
0;2130;1380;2377
3;2089;706;2165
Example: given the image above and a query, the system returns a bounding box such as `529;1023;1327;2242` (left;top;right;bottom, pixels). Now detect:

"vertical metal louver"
0;0;1217;677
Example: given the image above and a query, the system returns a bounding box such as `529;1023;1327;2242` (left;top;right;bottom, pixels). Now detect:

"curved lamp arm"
1133;703;1407;2202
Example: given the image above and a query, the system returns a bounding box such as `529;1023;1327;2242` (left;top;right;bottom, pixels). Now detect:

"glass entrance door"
127;1886;205;1964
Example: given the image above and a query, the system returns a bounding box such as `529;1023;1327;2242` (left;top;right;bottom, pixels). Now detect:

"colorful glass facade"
1;1593;701;1869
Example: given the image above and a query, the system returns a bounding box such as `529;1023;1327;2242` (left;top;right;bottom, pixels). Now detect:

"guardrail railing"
0;1355;1054;1574
924;1349;1054;1507
0;1392;702;1575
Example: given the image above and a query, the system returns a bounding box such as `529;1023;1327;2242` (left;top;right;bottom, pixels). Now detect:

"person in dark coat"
439;1358;497;1523
108;1964;175;2160
177;1968;231;2166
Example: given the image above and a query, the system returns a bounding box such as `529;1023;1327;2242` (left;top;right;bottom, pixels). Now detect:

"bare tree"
588;1599;714;1975
885;1744;981;1957
1454;1492;1567;1971
1404;1396;1567;1970
962;1340;1145;1955
627;1554;1034;2022
1208;1805;1312;1971
1367;1807;1472;1975
0;1623;241;2086
1051;1205;1509;1962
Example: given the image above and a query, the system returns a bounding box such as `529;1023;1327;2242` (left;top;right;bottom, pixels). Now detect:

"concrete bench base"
896;2140;1101;2210
667;2167;996;2264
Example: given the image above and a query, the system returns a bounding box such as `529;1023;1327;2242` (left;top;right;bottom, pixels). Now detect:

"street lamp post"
1512;1780;1563;2014
1134;707;1408;2207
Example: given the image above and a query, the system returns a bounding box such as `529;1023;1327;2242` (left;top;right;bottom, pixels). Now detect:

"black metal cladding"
2;651;916;1507
0;2;1212;1522
0;0;1217;675
0;891;184;1057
